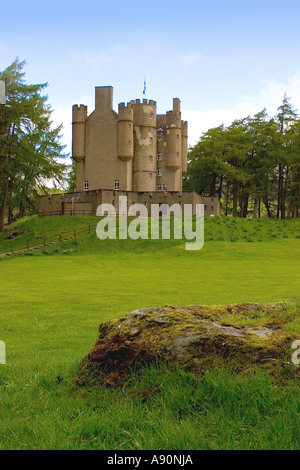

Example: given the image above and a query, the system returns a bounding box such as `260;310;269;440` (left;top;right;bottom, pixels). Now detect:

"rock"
78;303;299;387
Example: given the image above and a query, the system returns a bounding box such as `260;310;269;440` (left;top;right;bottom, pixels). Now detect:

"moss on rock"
78;302;300;387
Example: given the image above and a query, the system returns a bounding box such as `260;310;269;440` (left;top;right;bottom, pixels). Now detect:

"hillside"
0;215;299;450
0;215;299;255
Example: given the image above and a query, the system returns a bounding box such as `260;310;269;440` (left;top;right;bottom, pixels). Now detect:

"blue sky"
1;0;300;153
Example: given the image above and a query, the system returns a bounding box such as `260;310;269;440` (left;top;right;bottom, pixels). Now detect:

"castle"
39;87;220;217
73;86;187;193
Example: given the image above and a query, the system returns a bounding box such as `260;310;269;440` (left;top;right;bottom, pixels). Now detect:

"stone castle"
73;86;187;193
39;86;220;217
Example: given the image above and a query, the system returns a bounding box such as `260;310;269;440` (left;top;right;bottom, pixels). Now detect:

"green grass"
0;215;299;449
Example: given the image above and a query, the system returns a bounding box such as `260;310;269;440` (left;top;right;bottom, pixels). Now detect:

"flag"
143;77;146;95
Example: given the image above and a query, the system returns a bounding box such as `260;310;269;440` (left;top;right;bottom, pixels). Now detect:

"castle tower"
117;102;134;190
181;120;188;173
132;99;157;192
72;104;87;191
117;102;134;161
71;87;188;194
165;98;182;172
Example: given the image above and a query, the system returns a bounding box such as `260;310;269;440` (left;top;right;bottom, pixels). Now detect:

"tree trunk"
232;185;238;217
225;183;229;217
218;175;223;200
281;167;289;219
0;125;15;233
253;196;259;218
263;197;272;218
242;194;249;218
0;174;9;232
210;173;216;196
277;164;282;218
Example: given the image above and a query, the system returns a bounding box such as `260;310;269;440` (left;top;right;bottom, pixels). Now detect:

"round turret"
117;103;134;161
165;110;181;171
132;99;157;191
181;121;188;173
72;105;87;162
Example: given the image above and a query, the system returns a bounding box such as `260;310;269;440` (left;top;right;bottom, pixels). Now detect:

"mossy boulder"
78;302;300;387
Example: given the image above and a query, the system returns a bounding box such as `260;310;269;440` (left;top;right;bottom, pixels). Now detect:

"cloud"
183;70;300;146
176;51;202;68
70;45;136;72
53;70;300;154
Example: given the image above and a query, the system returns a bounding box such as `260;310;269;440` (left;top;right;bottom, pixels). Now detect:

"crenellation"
72;86;188;193
40;86;220;218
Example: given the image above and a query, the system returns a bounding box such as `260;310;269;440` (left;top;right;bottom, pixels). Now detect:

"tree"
185;101;300;218
275;95;298;218
0;58;67;231
68;160;77;192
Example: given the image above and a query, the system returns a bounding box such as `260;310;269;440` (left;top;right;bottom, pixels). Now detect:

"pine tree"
0;59;67;231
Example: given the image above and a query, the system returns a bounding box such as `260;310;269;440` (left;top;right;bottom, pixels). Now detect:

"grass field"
0;216;299;449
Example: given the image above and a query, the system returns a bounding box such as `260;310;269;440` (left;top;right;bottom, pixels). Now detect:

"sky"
1;0;300;155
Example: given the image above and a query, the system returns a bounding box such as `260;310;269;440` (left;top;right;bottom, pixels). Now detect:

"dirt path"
0;236;76;258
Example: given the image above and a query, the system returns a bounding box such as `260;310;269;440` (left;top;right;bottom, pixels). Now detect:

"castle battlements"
72;86;188;193
40;86;221;218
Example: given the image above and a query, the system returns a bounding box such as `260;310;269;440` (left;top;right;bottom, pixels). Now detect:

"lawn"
0;216;299;449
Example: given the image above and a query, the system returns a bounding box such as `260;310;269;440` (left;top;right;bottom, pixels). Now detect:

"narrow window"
157;152;162;161
84;181;89;191
149;136;153;144
163;184;167;191
150;112;154;119
157;129;163;141
149;155;153;162
114;180;119;190
149;173;153;180
128;140;131;146
157;168;162;176
157;184;161;191
177;134;179;139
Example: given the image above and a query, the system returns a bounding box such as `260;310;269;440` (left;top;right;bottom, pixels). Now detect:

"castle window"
157;152;162;161
150;112;154;119
157;129;163;141
163;184;167;191
177;152;179;157
149;136;153;144
149;173;153;180
114;180;119;190
128;123;131;129
84;181;89;191
149;155;153;162
157;184;161;191
177;134;179;139
128;140;131;146
157;168;162;177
